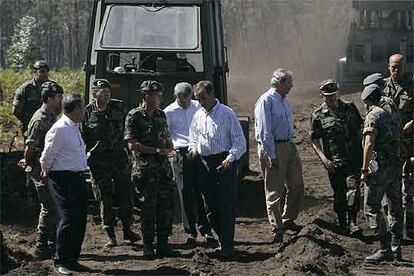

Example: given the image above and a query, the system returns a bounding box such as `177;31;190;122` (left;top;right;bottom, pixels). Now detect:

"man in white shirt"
164;82;215;247
40;94;90;275
188;80;246;258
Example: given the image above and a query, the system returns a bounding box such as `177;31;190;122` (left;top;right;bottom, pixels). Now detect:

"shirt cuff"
226;153;236;163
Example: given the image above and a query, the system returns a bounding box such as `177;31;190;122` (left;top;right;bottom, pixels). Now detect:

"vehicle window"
354;45;365;63
371;45;383;63
100;5;201;51
105;52;204;73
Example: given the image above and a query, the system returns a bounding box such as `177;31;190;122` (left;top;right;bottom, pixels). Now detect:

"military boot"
156;237;180;258
33;242;51;260
365;233;394;263
123;227;141;243
348;212;361;235
391;234;402;261
337;212;349;234
143;243;155;260
104;228;117;248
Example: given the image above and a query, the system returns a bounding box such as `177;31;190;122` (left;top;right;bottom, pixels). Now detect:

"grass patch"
0;68;85;152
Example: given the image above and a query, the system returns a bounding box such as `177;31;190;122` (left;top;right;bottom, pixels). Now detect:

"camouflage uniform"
124;107;174;245
81;99;134;231
383;76;413;190
310;99;363;227
363;106;403;250
13;79;45;136
26;107;57;246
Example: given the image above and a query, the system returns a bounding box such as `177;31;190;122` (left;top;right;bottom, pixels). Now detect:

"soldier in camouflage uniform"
81;79;140;248
363;73;403;212
360;84;404;263
310;79;363;234
21;81;63;259
13;60;50;136
124;80;178;259
13;60;50;206
383;54;413;206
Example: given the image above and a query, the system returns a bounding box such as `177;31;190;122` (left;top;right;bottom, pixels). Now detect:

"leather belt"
276;139;290;143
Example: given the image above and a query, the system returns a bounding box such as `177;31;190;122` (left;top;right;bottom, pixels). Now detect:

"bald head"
388;53;405;81
389;53;404;64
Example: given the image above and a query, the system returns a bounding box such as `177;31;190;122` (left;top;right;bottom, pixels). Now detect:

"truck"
84;0;249;173
337;0;414;91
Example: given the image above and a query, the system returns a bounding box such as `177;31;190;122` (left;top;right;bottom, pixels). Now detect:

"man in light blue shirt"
254;68;304;243
164;82;215;247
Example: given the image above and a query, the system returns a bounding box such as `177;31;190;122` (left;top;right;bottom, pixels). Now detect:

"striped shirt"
254;88;295;160
188;100;246;162
40;114;88;172
164;100;200;148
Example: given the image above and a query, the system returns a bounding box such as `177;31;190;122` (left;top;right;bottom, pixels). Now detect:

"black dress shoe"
68;261;91;272
54;265;73;276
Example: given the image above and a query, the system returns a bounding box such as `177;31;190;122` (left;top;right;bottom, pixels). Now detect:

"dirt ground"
1;80;414;275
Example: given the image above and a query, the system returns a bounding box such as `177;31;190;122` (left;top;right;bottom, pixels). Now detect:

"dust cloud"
223;0;354;109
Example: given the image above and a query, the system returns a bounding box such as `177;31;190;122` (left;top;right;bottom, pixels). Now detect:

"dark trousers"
172;148;211;237
199;152;237;249
328;166;360;225
48;171;88;265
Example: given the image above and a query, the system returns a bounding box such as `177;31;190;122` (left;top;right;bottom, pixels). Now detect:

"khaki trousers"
258;141;304;232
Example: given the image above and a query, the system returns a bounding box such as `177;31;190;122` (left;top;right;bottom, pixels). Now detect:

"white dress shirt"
254;88;295;159
164;99;200;148
40;114;88;172
188;100;246;162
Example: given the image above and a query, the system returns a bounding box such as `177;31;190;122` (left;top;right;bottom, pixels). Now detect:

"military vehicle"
337;0;414;91
85;0;249;172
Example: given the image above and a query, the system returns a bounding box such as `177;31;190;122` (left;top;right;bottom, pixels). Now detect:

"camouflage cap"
92;79;111;89
139;80;164;94
361;84;381;101
32;60;49;71
319;79;338;96
41;81;63;96
363;73;383;86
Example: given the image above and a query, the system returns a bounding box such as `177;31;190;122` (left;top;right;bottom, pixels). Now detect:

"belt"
275;139;291;143
176;146;189;155
50;170;89;176
201;152;228;161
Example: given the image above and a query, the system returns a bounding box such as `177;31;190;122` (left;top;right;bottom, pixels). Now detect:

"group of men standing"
10;51;412;274
13;60;247;275
309;53;413;263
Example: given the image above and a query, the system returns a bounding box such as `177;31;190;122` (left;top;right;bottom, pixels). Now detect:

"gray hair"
270;68;293;87
62;94;83;114
174;82;193;98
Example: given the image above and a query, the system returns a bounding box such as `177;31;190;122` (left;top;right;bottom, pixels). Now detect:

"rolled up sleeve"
226;111;246;162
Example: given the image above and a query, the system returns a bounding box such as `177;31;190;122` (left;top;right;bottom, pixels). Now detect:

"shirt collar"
62;113;77;127
202;99;220;114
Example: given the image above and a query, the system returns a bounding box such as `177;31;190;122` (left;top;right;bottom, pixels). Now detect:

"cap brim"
320;91;337;96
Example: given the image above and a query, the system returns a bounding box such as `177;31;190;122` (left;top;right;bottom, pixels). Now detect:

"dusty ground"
1;80;414;275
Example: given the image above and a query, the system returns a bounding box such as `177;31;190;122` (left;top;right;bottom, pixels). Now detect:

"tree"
6;15;39;69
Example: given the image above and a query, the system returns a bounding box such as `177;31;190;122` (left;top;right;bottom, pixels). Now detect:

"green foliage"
0;68;85;152
7;16;40;70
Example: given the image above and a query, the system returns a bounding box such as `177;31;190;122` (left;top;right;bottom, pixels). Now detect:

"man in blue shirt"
254;68;304;243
